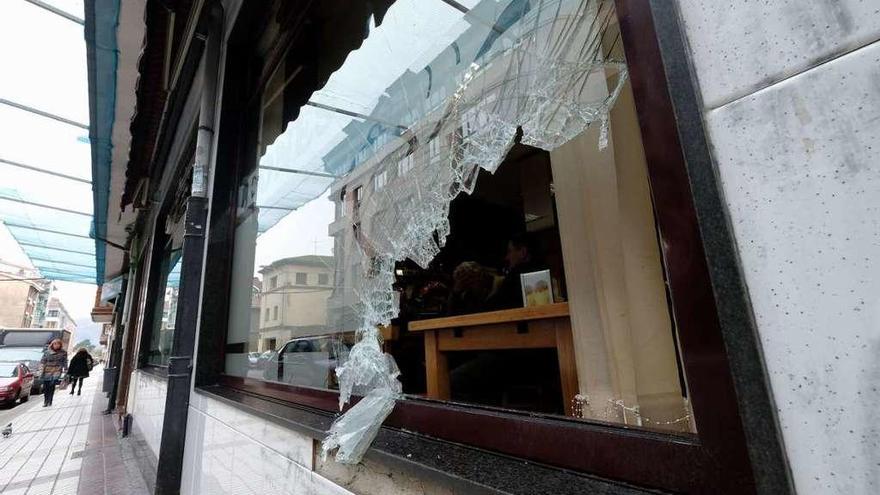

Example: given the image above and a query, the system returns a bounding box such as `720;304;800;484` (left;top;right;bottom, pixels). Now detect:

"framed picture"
520;269;553;307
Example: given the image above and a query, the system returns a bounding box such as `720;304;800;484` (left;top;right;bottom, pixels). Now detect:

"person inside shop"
447;261;495;315
487;233;544;309
444;235;551;409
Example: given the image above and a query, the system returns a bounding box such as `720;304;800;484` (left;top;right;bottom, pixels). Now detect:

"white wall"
678;1;880;493
181;392;460;495
128;370;168;458
180;393;345;495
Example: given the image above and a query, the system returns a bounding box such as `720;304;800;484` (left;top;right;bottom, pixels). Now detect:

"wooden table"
408;302;579;416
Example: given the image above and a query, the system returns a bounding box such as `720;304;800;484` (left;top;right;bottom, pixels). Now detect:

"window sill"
138;364;169;379
195;384;661;495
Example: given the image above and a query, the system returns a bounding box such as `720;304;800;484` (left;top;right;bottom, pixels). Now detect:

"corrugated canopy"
0;0;95;283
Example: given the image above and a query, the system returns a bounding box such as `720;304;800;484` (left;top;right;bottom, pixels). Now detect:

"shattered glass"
320;0;626;463
230;0;628;464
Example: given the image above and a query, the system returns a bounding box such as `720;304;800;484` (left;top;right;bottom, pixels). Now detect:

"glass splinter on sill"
321;336;402;463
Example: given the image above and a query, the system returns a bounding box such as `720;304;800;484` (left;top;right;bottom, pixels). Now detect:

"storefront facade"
87;1;880;494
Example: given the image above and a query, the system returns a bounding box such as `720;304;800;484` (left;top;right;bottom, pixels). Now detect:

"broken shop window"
223;0;694;465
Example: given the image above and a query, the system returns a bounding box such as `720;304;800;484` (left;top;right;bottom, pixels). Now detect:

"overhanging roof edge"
85;0;122;285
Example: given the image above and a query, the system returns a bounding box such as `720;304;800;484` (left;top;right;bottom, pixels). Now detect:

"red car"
0;362;34;406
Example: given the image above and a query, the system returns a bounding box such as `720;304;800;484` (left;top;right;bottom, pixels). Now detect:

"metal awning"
0;0;96;284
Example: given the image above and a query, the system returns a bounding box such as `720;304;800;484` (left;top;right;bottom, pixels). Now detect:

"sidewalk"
0;372;150;495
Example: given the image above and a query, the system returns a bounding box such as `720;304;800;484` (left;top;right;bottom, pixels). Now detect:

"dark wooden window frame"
136;215;172;375
193;1;792;493
136;131;199;375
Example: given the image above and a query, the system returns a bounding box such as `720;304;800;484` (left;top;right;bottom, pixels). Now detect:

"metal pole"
22;0;85;25
3;221;92;239
0;194;92;217
258;165;339;178
16;242;93;256
0;98;89;130
191;7;222;198
0;157;92;184
29;257;95;269
255;204;298;211
305;100;407;131
36;267;97;278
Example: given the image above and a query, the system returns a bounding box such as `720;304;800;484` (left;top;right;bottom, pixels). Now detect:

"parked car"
0;362;34;405
0;347;45;394
262;336;351;389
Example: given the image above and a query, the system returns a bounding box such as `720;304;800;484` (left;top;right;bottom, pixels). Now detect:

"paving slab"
0;370;150;495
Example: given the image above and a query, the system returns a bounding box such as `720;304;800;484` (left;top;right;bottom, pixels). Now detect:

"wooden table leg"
424;330;450;400
555;321;579;416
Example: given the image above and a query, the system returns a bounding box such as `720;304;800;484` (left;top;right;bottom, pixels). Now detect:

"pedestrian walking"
67;348;95;396
40;339;67;407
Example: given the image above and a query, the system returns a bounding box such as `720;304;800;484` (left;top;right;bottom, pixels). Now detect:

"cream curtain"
550;79;690;430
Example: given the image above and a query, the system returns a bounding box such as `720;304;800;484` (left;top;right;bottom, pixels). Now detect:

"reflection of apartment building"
257;256;334;351
0;261;52;328
97;326;110;361
161;287;180;330
31;284;52;327
99;322;112;346
324;101;457;330
248;277;262;352
321;7;510;332
44;298;77;336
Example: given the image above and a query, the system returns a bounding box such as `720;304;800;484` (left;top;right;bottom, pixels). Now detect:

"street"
0;392;38;436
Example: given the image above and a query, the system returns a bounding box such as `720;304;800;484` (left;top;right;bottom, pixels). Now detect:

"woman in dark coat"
40;339;67;406
67;348;94;396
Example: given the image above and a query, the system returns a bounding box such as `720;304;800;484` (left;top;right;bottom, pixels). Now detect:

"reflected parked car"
0;362;34;405
0;347;44;393
247;352;261;367
256;350;276;369
262;337;350;389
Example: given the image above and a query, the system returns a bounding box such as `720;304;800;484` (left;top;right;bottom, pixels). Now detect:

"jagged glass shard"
315;0;627;464
321;385;400;464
